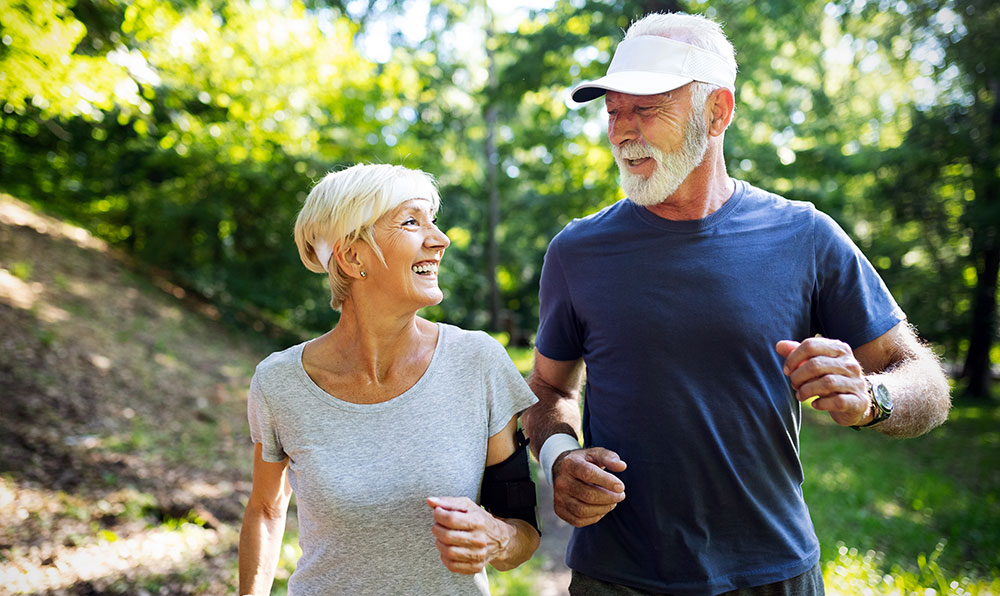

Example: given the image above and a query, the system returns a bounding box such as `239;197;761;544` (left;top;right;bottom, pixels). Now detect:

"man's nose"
608;111;638;146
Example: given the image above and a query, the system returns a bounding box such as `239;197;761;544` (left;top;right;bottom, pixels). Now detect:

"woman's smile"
412;260;440;276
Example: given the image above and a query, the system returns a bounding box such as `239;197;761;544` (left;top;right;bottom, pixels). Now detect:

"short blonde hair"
294;163;441;311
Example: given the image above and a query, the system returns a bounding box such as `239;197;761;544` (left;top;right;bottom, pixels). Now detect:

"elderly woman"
238;164;540;595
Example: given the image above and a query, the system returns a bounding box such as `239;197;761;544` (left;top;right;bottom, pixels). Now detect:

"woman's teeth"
412;262;437;274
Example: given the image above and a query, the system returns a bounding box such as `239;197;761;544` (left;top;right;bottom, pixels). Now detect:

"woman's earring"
360;271;366;278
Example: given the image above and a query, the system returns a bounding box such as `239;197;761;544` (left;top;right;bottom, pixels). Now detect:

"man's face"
606;85;709;206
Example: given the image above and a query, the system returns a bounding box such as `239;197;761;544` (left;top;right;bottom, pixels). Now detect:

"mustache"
613;141;657;161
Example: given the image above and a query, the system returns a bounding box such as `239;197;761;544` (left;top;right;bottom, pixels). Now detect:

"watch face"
874;383;893;410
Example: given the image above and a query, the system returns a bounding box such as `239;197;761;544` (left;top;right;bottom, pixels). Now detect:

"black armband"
480;430;540;533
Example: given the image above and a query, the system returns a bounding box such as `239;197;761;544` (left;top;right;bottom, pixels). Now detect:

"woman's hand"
426;496;513;574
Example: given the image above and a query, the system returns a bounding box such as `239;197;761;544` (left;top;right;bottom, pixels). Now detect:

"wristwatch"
852;377;893;429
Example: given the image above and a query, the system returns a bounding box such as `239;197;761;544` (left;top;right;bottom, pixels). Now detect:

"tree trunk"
485;103;501;330
963;244;999;397
485;11;502;331
961;74;1000;398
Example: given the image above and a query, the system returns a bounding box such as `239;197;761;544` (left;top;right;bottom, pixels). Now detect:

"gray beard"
612;107;709;207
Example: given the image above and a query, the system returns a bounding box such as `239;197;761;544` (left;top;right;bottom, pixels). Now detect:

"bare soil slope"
0;194;275;594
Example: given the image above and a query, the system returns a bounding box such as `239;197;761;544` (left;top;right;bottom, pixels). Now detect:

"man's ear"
333;239;366;280
707;87;735;137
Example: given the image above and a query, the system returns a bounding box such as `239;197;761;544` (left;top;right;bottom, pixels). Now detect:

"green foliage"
8;260;31;279
856;0;1000;395
0;0;142;121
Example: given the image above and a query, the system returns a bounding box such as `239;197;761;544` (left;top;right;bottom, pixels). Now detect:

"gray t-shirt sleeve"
479;333;539;437
248;372;286;462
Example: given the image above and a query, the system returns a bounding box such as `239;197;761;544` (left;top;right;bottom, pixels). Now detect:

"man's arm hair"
854;322;952;438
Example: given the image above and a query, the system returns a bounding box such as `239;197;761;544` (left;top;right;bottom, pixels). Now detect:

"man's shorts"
568;564;825;596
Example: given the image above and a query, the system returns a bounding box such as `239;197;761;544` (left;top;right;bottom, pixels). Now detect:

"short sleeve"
812;211;906;348
479;335;539;437
247;372;286;462
535;237;586;361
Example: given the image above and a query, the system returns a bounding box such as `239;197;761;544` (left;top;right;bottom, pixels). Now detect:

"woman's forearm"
238;506;287;595
488;518;540;571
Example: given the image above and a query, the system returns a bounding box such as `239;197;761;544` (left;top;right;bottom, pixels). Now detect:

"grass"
488;556;546;596
801;395;1000;595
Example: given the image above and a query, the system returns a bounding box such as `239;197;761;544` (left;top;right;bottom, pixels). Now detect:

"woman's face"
362;198;450;310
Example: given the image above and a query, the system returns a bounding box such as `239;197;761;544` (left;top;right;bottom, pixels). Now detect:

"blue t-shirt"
536;180;904;595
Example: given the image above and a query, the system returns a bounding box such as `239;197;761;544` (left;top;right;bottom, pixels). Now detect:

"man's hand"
427;496;511;574
552;447;626;527
776;337;871;427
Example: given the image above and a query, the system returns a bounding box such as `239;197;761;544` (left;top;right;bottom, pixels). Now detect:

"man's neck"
644;151;734;221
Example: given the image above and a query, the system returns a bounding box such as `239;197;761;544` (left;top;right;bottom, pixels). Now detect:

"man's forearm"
522;378;582;460
869;343;951;438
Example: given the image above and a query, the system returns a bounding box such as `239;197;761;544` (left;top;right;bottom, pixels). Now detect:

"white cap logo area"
571;36;737;103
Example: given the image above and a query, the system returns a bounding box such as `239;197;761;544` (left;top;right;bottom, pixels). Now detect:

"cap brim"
571;71;694;103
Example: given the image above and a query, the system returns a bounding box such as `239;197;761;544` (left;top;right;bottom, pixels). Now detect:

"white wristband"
539;433;581;486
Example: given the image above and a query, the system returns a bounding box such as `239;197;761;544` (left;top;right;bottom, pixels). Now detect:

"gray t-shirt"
248;323;538;596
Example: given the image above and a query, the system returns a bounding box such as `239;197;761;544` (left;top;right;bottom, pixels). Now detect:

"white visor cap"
571;36;736;103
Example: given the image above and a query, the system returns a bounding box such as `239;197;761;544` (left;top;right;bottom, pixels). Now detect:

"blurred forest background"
1;0;999;594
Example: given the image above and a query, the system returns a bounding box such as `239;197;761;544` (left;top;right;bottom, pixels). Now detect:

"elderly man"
522;11;951;596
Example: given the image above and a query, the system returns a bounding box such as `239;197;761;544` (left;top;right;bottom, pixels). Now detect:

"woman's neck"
320;300;436;385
